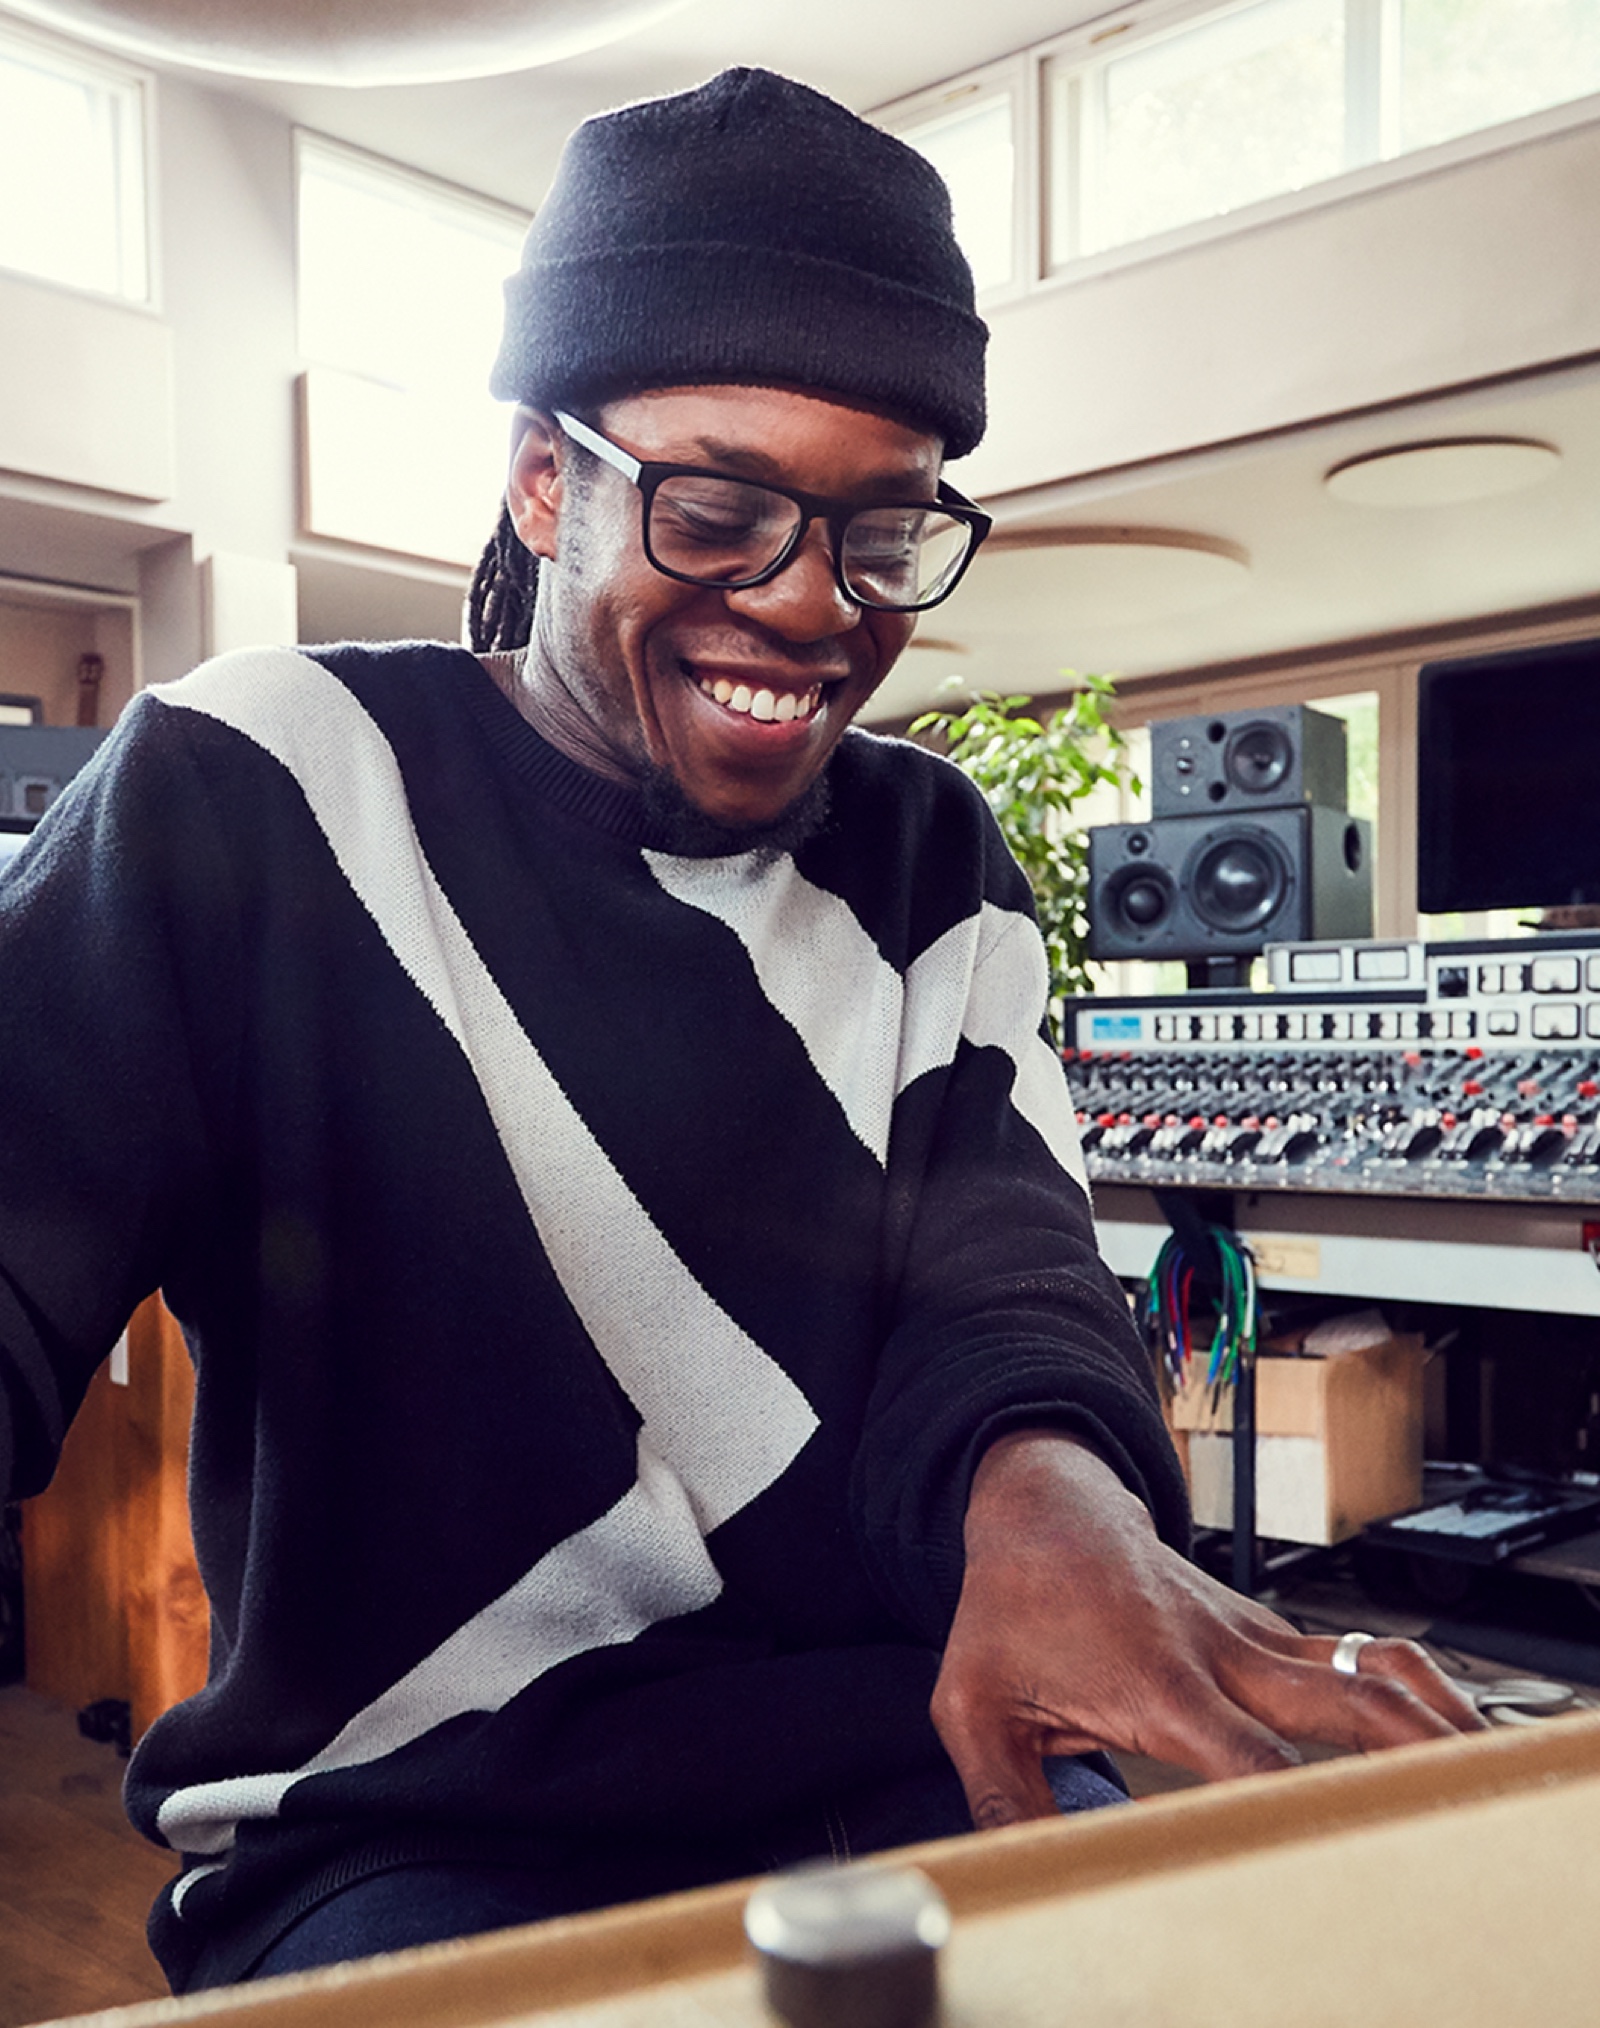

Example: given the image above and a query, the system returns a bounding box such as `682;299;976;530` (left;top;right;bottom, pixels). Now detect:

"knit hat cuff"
491;242;987;459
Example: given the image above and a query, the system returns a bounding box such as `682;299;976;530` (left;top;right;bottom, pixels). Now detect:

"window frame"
1036;0;1600;284
0;13;154;307
874;0;1600;302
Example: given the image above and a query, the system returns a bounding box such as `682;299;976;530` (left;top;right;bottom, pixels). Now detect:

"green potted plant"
911;676;1134;1007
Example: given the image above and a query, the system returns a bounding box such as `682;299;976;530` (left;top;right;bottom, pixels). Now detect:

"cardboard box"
1166;1310;1425;1545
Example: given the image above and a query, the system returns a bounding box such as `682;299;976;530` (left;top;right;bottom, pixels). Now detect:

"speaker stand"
1185;956;1253;991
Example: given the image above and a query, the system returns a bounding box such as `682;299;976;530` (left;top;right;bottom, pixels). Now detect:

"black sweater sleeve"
850;814;1190;1647
0;697;242;1498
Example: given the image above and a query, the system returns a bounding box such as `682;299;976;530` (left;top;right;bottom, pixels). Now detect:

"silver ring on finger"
1332;1631;1377;1676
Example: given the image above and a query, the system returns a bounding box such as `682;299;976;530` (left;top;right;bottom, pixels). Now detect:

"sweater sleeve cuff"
878;1402;1193;1647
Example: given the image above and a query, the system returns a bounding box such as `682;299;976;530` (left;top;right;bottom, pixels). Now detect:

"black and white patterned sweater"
0;641;1187;1986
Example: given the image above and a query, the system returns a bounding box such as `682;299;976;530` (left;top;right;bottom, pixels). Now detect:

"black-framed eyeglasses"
555;410;991;614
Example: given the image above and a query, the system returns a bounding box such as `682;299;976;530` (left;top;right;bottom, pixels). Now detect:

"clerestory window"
0;18;149;303
296;133;529;567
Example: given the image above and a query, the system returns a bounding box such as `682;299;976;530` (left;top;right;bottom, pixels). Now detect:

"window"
878;0;1600;293
880;62;1024;297
1399;0;1600;149
0;21;148;301
296;135;529;568
1046;0;1600;269
1053;0;1346;261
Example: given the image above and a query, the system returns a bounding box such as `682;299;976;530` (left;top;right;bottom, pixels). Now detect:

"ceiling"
7;0;1598;712
869;355;1600;723
156;0;1121;213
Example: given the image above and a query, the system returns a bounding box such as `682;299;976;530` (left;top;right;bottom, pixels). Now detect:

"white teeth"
696;677;825;721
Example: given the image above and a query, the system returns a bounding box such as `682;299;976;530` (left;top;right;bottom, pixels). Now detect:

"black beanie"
490;67;987;459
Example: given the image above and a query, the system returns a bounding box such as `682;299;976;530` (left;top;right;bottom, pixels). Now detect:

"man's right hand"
931;1429;1486;1829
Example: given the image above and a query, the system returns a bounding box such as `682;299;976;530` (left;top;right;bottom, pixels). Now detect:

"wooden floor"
0;1684;175;2028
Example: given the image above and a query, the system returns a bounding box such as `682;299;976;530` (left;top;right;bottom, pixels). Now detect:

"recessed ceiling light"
0;0;693;84
947;527;1251;630
1325;438;1560;508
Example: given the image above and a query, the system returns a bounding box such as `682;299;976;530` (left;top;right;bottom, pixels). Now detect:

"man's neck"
477;647;638;790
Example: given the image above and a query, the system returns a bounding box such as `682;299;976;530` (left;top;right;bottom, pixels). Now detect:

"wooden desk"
38;1710;1600;2027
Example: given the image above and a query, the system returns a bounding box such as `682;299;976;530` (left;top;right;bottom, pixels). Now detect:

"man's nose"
721;520;860;641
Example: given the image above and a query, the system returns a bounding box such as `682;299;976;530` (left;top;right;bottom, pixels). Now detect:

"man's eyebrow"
687;435;937;497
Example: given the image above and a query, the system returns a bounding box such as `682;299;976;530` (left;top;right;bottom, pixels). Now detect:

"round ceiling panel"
1325;437;1561;508
953;527;1251;632
0;0;695;84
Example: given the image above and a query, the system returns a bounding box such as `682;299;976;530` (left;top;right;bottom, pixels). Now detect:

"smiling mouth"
696;675;826;724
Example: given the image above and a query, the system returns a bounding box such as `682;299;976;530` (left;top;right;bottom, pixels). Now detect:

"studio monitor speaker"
1150;704;1349;817
1087;806;1373;961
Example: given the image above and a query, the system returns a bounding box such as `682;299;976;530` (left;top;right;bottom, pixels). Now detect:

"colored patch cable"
1142;1225;1258;1404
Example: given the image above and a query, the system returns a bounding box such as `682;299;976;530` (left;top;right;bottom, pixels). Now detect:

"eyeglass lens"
647;476;972;609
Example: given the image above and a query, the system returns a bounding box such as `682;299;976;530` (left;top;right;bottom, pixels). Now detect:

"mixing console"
1065;934;1600;1204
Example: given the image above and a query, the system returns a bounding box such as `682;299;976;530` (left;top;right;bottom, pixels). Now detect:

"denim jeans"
249;1752;1127;1980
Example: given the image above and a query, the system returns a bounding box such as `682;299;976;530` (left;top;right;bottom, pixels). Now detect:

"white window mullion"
1375;0;1403;160
1344;0;1384;167
1043;58;1081;272
1020;48;1048;287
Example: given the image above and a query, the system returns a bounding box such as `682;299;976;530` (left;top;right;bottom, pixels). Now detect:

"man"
0;67;1477;1994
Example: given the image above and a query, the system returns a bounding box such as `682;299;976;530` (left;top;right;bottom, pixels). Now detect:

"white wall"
155;76;300;566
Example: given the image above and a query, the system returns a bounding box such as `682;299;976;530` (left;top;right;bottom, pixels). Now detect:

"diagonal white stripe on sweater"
644;849;903;1160
164;1437;720;1858
646;857;1087;1195
150;648;817;1861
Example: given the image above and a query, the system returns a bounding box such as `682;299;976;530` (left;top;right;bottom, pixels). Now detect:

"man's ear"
506;408;565;560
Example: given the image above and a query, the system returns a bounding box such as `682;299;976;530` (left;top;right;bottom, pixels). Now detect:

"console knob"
745;1862;950;2028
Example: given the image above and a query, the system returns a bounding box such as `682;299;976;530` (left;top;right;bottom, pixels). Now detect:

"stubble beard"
638;762;834;861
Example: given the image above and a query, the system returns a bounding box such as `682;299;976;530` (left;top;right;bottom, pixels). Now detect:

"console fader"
1065;934;1600;1204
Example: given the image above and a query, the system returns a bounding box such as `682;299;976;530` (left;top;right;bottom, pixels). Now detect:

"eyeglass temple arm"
936;476;990;525
554;410;642;483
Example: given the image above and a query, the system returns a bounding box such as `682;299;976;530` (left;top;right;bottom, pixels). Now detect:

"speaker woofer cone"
1190;831;1291;932
1224;720;1295;797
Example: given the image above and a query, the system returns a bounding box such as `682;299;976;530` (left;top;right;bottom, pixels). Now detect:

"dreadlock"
467;501;540;655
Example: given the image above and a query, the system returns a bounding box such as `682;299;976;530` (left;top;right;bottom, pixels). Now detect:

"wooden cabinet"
21;1294;208;1744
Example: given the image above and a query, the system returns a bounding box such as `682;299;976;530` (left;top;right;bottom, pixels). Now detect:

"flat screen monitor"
1416;637;1600;914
